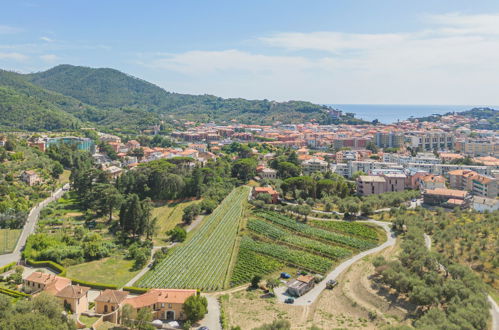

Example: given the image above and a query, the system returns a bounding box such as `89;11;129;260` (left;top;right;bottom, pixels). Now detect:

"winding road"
0;184;69;267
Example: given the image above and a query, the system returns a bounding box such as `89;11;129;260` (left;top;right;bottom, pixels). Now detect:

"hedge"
0;287;31;298
26;259;67;276
0;262;16;274
123;286;149;294
70;278;118;290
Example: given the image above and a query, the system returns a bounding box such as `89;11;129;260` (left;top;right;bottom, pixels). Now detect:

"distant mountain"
0;64;364;131
25;64;337;124
0;70;81;130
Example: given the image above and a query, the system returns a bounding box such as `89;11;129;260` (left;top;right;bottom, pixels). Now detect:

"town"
0;105;498;329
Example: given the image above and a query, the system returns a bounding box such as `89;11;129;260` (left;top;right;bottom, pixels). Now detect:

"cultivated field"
0;229;21;254
136;186;250;291
230;210;381;286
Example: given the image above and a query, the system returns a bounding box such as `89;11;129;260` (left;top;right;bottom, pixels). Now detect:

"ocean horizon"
327;104;498;124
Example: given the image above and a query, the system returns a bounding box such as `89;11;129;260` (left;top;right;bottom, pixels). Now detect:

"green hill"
26;64;334;124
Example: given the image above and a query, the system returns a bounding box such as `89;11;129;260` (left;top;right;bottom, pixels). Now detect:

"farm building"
286;275;315;297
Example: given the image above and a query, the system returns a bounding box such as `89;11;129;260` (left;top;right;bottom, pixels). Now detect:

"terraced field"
230;210;381;285
136;186;250;291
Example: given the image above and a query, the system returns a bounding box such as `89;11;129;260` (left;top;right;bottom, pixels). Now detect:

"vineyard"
229;210;382;286
254;211;377;250
247;218;352;259
136;186;250;290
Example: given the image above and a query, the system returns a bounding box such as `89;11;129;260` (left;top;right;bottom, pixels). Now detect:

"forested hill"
412;107;498;130
0;64;363;131
25;65;339;124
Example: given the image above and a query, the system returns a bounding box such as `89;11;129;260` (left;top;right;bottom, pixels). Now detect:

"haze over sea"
328;104;498;124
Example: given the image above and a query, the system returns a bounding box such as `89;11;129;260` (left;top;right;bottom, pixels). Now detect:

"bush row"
26;259;66;276
0;262;16;274
0;287;30;298
123;286;149;294
26;259;118;290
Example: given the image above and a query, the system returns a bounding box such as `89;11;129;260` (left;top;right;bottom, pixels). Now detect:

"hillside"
413;107;498;129
0;64;359;131
26;64;335;124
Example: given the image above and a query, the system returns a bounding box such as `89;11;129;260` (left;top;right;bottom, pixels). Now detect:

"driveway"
198;294;222;330
274;219;396;306
0;184;69;267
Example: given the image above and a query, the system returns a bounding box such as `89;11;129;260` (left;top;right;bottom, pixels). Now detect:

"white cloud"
40;36;54;42
0;52;28;61
141;13;499;104
39;54;59;62
0;25;20;34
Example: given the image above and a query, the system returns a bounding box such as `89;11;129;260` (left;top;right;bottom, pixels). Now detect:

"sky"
1;0;499;105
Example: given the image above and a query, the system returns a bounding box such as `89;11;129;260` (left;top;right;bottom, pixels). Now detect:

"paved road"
199;295;222;330
274;219;396;306
424;234;498;330
0;184;69;268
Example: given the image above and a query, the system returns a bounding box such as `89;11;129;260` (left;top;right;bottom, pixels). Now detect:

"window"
168;304;172;309
161;303;165;308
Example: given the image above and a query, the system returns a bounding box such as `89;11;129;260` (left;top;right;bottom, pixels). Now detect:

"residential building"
122;289;196;321
23;272;71;295
258;167;277;180
472;196;499;212
302;158;328;175
419;174;446;191
20;170;41;186
286;275;315;297
423;188;470;208
472;175;498;198
95;289;128;315
55;284;90;314
456;139;499;157
375;132;404;148
383;173;407;192
252;187;280;203
357;176;386;196
408;132;454;151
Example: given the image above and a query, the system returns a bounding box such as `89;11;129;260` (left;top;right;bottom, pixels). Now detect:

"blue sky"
2;0;499;105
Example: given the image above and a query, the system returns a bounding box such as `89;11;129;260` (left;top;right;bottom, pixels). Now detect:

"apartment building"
455;139;499;157
408;132;454;151
472;175;498;198
374;132;404;148
356;173;406;196
302;158;329;175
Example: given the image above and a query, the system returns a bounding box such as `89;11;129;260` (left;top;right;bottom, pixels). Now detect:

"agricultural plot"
255;211;377;250
0;229;21;254
239;236;333;273
230;245;284;286
136;186;250;291
247;218;352;259
309;220;379;240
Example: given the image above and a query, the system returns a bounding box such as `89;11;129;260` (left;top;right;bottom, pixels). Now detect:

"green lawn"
79;315;100;327
152;200;200;244
66;254;140;287
0;229;21;254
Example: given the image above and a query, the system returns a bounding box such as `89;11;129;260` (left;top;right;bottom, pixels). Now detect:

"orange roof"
425;188;468;198
55;284;90;299
254;187;278;194
296;275;315;283
123;289;196;309
95;289;128;304
421;175;445;183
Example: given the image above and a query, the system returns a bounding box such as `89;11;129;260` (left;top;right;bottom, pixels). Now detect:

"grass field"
0;229;21;254
152;200;200;244
137;186;250;291
66;254;140;287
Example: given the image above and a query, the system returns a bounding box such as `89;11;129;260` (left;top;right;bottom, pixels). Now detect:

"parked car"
284;298;295;304
198;327;209;330
326;280;338;289
280;272;291;279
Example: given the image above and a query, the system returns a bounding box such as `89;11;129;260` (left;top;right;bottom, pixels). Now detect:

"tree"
121;304;134;327
232;158;257;181
266;278;281;292
168;226;187;242
4;140;14;151
136;306;153;330
277;161;301;179
51;162;64;179
183;295;208;323
200;199;217;214
182;204;201;224
93;184;124;222
119;194;142;237
251;275;262;288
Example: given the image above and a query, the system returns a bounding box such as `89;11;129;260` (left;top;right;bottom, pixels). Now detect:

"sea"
327;104;497;124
